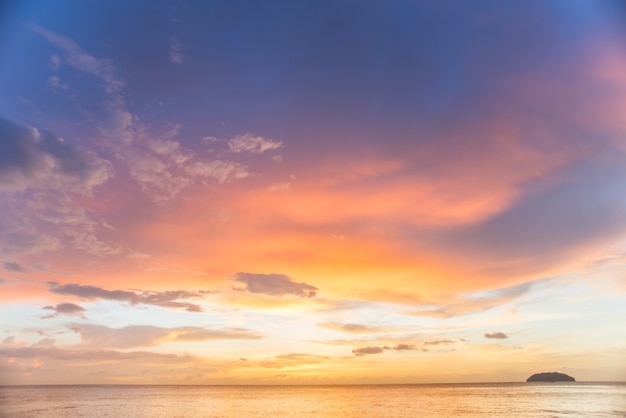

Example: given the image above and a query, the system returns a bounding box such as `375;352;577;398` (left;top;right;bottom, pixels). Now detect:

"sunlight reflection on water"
1;383;625;417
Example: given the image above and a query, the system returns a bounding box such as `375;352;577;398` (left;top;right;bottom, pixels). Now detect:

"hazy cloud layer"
3;261;26;272
234;273;318;298
71;324;260;348
0;345;192;362
47;282;211;312
317;322;385;334
256;353;330;369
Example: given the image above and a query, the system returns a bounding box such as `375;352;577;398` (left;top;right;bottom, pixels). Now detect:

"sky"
0;0;625;385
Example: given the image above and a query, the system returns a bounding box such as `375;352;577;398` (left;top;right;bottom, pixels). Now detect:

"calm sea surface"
1;383;624;417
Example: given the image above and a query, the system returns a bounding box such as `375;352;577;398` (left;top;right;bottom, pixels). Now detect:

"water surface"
1;382;625;417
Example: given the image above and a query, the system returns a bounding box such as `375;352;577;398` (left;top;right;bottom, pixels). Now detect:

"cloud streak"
317;322;386;334
484;332;508;339
234;273;318;298
407;281;538;318
47;282;212;312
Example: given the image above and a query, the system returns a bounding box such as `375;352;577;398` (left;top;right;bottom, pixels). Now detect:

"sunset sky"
1;0;626;385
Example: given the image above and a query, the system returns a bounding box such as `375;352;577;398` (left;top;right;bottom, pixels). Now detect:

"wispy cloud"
184;160;250;183
233;273;318;298
227;133;282;154
32;26;275;204
256;353;330;369
47;282;212;312
169;37;184;64
48;76;68;91
31;24;122;94
407;281;538;318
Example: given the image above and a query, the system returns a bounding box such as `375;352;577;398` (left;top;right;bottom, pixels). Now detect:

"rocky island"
527;372;575;382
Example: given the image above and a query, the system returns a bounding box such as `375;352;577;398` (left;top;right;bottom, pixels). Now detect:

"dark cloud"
233;273;318;298
392;344;418;351
317;322;383;334
3;261;26;272
42;302;86;319
352;346;384;356
47;282;211;312
0;115;111;194
484;332;508;339
70;324;260;348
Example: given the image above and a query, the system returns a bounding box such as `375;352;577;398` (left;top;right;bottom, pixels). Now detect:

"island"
527;372;575;382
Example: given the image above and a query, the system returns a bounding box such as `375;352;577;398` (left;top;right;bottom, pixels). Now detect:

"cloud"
233;273;318;298
184;160;250;183
32;24;122;94
3;261;26;272
71;324;260;348
0;345;192;362
47;282;211;312
227;133;282;154
352;346;384;356
169;37;184;64
484;332;508;339
424;339;456;346
65;230;123;257
407;281;537;318
0;229;62;256
392;344;419;351
33;26;273;205
317;322;385;334
256;353;330;369
0;116;111;195
148;136;192;165
351;343;429;356
42;303;86;319
32;338;56;348
48;54;61;70
48;76;68;91
33;24;192;202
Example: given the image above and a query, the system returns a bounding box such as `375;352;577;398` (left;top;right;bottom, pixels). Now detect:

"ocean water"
1;383;625;417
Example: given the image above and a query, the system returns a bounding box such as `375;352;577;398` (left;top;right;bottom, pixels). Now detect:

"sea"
1;382;625;417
